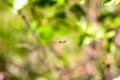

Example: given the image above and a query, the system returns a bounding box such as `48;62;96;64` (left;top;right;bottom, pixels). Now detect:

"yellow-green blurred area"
1;0;120;80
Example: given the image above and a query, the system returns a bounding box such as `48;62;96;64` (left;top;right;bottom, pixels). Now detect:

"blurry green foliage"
38;25;54;45
1;0;120;80
102;0;120;6
7;0;14;6
102;0;111;4
70;4;86;19
33;0;57;7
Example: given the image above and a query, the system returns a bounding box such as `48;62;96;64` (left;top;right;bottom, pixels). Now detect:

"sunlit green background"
0;0;120;80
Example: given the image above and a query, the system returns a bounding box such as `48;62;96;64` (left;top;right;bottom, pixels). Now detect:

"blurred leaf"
7;0;14;6
110;42;115;52
114;17;120;26
105;0;120;6
78;33;87;45
76;20;87;31
104;39;114;52
95;27;106;39
55;11;66;19
84;36;93;45
106;30;115;38
70;4;86;19
102;0;111;4
58;56;68;67
55;0;66;7
37;25;54;45
31;20;38;30
33;0;57;7
80;0;87;4
86;24;98;35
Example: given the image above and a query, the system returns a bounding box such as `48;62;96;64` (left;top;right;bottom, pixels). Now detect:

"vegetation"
0;0;120;80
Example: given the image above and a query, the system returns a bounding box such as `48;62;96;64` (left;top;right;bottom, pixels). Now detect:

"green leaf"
58;56;68;67
79;0;87;4
83;37;92;45
31;20;38;30
104;39;115;52
105;0;120;6
8;0;14;3
55;0;65;7
106;30;115;38
37;25;54;45
7;0;15;6
70;4;86;18
34;0;56;7
78;33;86;45
102;0;111;4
